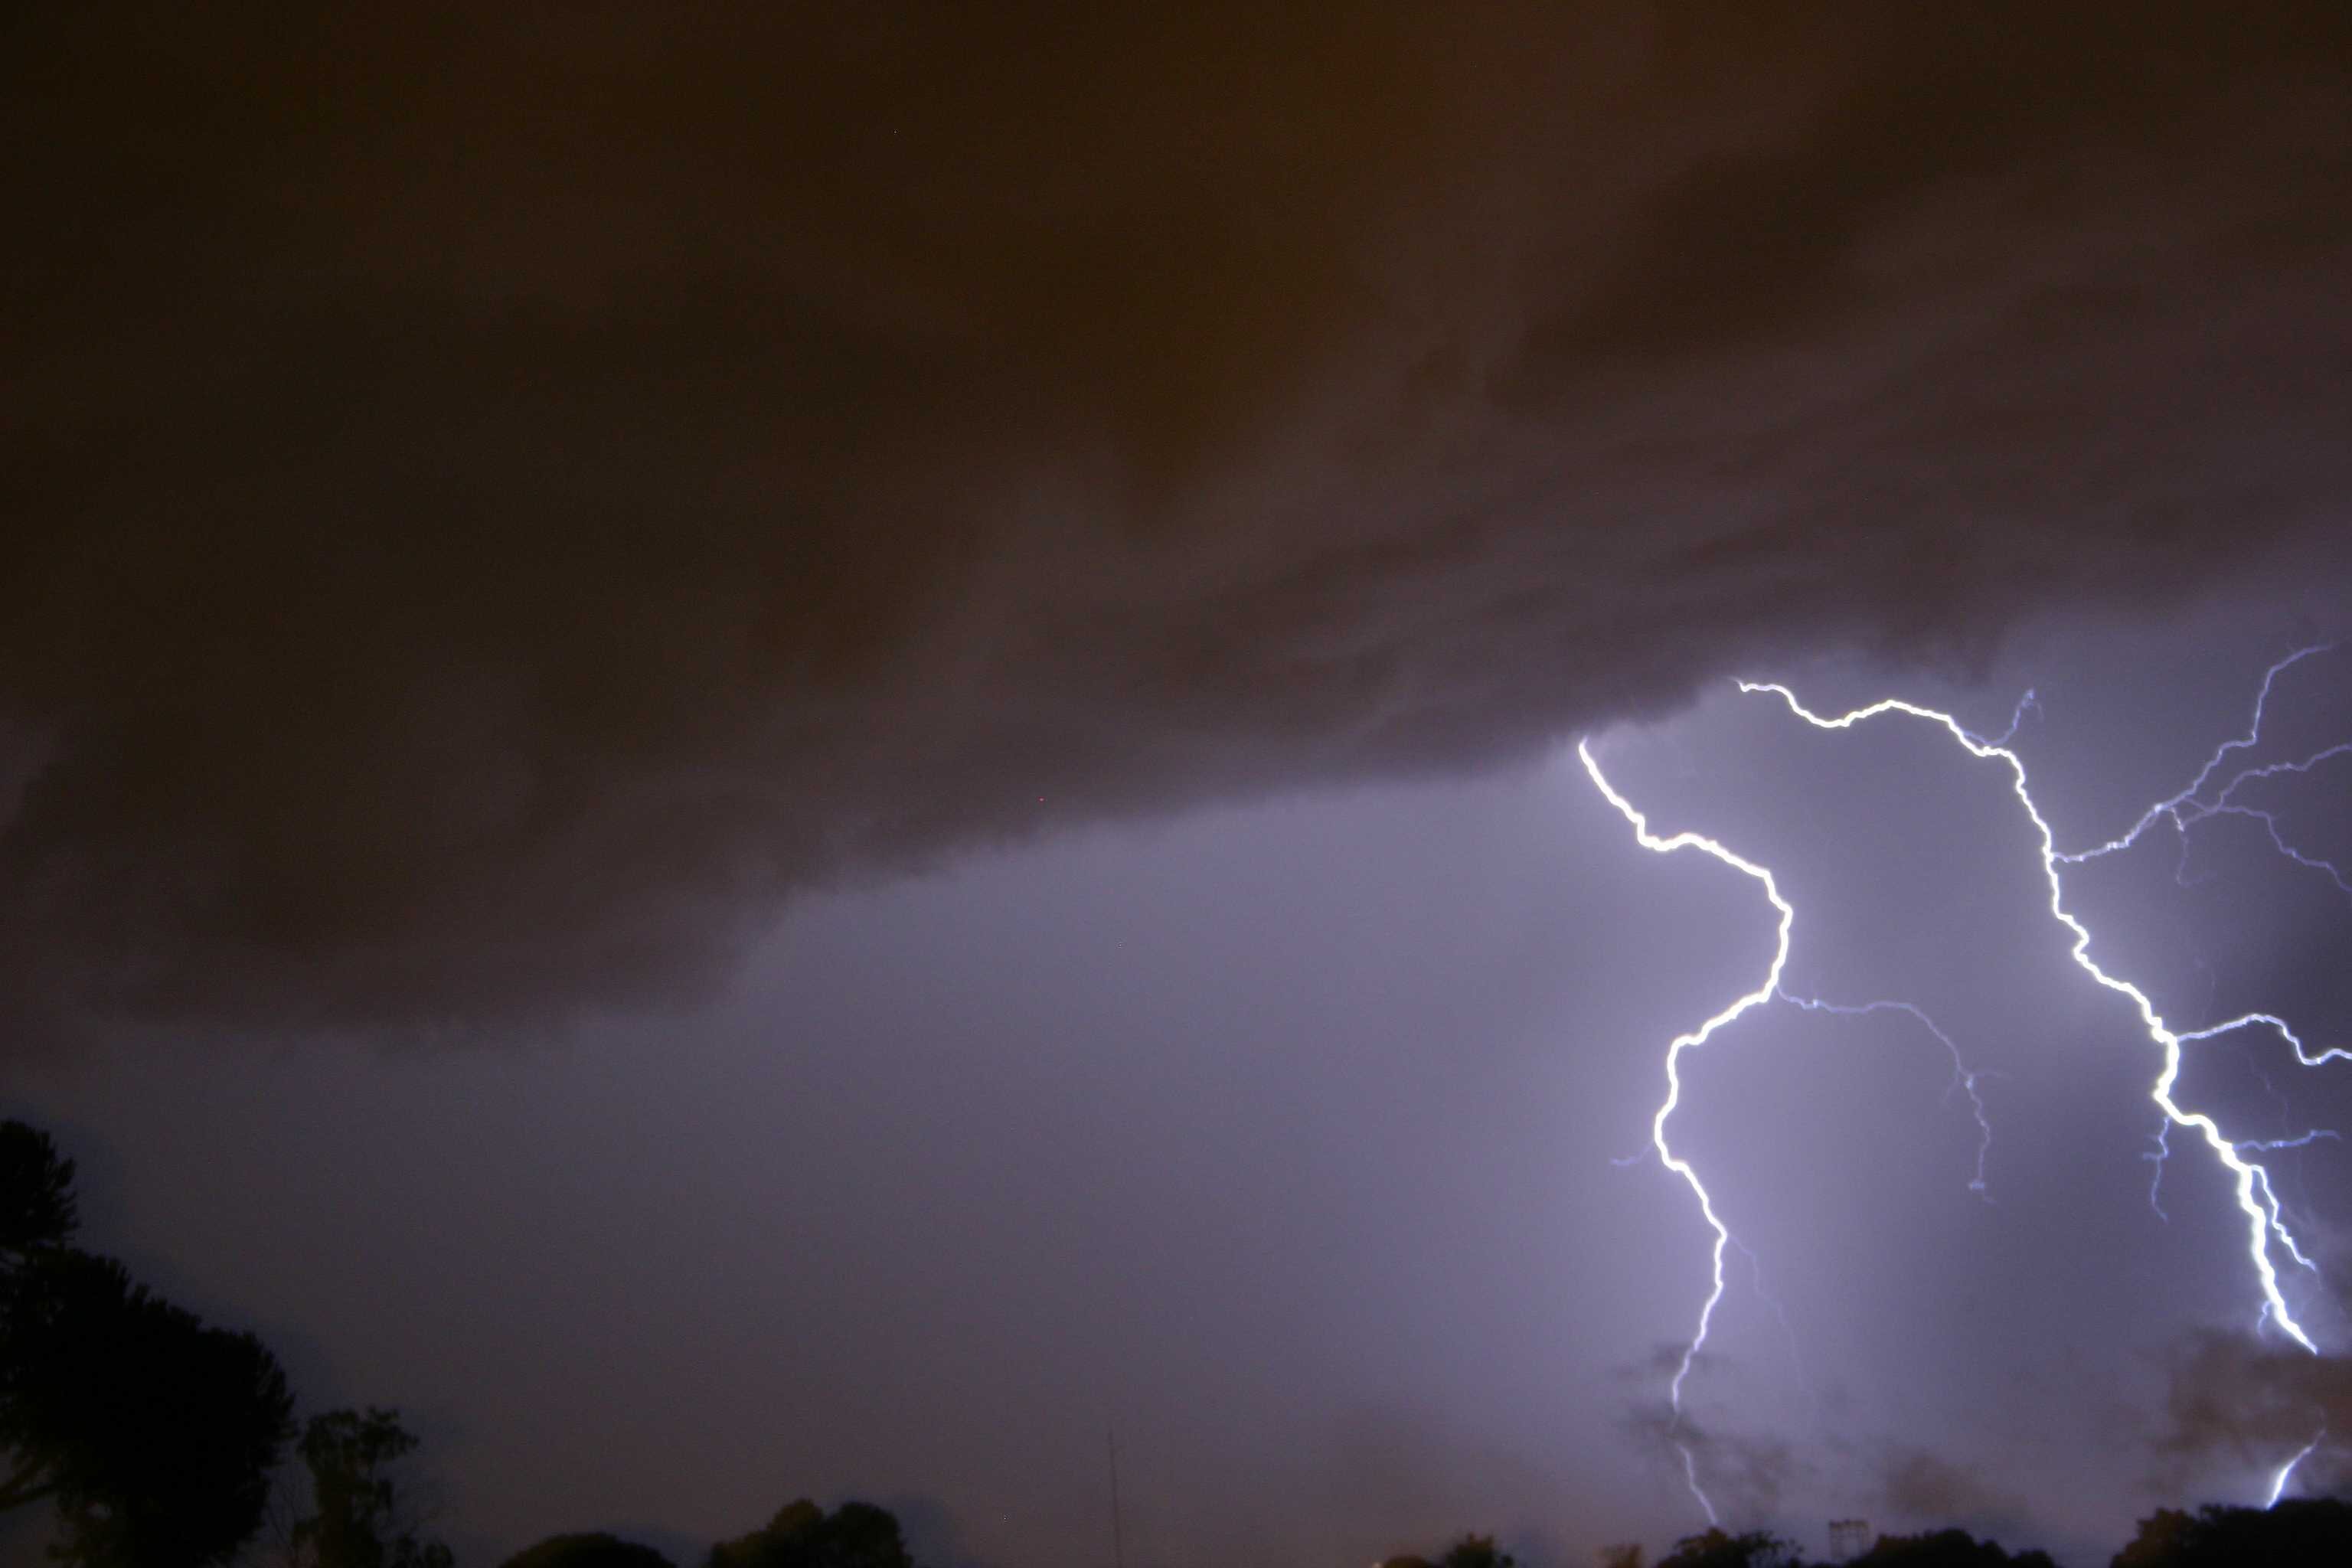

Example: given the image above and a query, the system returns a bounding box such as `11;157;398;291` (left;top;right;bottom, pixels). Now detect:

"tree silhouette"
0;1122;77;1256
289;1407;454;1568
0;1119;79;1515
4;1248;292;1566
1656;1529;1796;1568
1376;1530;1516;1568
1846;1529;2055;1566
2111;1498;2352;1566
1439;1533;1517;1568
707;1499;914;1568
498;1533;678;1568
0;1121;293;1566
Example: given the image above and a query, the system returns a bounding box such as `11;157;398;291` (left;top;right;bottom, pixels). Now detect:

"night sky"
5;7;2351;1566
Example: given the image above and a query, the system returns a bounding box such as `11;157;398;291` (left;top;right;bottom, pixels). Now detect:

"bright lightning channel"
1736;674;2328;1353
1576;738;1790;1525
2269;1426;2325;1508
1583;648;2347;1522
1577;747;2000;1520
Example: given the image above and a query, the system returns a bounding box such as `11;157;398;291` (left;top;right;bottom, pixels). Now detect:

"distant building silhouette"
1828;1518;1872;1560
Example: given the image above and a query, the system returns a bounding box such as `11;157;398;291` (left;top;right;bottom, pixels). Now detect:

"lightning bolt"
2056;645;2329;868
1736;673;2331;1352
1577;744;1992;1520
2056;644;2352;904
1577;738;1790;1524
1583;648;2347;1520
2268;1427;2325;1508
2177;1012;2352;1072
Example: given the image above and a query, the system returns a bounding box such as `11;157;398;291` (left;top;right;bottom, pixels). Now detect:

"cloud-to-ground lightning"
1576;739;1791;1524
2269;1426;2326;1508
1733;672;2333;1352
1583;648;2348;1521
1578;744;1993;1521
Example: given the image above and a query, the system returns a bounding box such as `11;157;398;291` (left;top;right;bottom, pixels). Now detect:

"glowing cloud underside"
1580;650;2347;1522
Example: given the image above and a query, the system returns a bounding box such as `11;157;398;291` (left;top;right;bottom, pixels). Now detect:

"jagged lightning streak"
1576;738;1792;1524
2205;749;2352;900
1580;748;2000;1518
2268;1427;2325;1508
2055;646;2328;867
2057;645;2352;904
1736;676;2330;1354
2154;1014;2349;1222
1585;655;2348;1519
2237;1130;2342;1154
2179;1012;2352;1071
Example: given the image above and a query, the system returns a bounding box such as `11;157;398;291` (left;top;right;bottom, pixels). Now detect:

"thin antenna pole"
1108;1429;1126;1568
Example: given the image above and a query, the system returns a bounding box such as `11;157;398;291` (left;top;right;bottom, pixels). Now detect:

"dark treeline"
1536;1508;2352;1566
1390;1508;2352;1568
2;1118;2344;1568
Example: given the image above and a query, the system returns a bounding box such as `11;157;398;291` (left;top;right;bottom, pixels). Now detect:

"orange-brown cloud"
4;5;2349;1039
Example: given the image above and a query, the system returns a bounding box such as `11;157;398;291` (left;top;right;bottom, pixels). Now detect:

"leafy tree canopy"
1847;1528;2056;1566
499;1532;678;1568
1658;1528;1798;1568
290;1406;454;1568
707;1499;913;1568
2111;1498;2352;1567
0;1122;77;1257
1439;1533;1517;1568
2;1245;292;1566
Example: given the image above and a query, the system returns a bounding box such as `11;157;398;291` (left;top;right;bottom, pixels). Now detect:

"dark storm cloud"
1619;1385;1805;1524
1878;1448;2027;1530
5;4;2350;1036
1678;1419;1804;1525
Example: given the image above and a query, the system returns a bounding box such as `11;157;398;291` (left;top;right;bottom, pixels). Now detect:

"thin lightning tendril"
1775;992;1996;1199
2236;1129;2341;1154
2056;645;2329;869
2145;1118;2175;1222
2206;747;2352;901
1583;648;2349;1521
2056;644;2352;902
1729;1236;1815;1407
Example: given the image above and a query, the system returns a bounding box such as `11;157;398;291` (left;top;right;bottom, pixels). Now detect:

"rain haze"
4;7;2351;1566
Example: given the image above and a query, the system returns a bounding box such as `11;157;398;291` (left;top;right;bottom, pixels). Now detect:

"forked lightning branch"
1579;649;2347;1524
